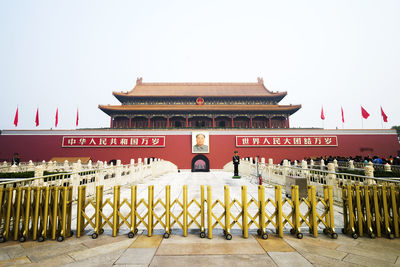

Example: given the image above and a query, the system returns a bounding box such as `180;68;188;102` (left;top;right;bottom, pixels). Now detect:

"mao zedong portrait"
193;133;209;153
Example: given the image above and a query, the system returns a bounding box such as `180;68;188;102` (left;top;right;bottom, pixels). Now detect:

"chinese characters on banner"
236;136;338;147
62;136;165;147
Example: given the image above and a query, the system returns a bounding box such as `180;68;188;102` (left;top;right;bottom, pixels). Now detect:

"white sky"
1;0;399;130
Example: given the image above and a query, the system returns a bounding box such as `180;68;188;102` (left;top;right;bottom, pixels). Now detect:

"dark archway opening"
191;154;210;172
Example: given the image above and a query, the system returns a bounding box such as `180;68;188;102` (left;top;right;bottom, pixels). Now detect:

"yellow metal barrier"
342;185;399;239
0;184;363;243
0;186;72;243
72;184;337;241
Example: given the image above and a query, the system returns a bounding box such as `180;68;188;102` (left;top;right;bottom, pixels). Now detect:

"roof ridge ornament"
136;77;143;85
257;77;263;84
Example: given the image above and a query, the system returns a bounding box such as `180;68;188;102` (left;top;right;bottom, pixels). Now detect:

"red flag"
35;108;39;127
361;106;370;119
320;106;325;120
76;108;79;126
341;106;344;123
14;107;18;127
55;108;59;127
381;106;388;122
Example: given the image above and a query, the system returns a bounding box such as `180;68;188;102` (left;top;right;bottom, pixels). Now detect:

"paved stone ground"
1;171;400;266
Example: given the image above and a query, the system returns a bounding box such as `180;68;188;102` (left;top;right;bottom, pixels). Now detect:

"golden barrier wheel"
0;236;5;243
296;233;303;239
19;236;26;242
261;233;268;240
128;232;135;238
163;232;170;239
369;233;375;239
331;233;338;239
92;233;98;239
351;233;358;239
38;236;45;242
225;233;232;240
57;236;64;242
200;232;206;238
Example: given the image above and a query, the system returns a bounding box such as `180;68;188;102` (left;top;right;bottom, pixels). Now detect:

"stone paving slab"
150;255;277;267
114;248;157;266
255;235;295;252
268;252;313;267
130;235;163;248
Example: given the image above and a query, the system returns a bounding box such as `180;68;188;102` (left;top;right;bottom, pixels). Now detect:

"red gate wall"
0;130;399;169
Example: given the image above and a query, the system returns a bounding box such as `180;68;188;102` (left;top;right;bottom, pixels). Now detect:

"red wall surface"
1;130;399;169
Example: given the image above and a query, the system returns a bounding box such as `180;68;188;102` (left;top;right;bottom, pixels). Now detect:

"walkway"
0;171;399;266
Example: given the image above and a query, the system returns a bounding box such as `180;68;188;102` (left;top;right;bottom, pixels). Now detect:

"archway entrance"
191;154;210;172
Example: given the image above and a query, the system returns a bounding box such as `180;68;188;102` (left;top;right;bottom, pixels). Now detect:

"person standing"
233;151;240;177
11;153;20;165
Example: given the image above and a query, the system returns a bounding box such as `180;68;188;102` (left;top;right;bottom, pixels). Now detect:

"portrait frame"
192;131;210;154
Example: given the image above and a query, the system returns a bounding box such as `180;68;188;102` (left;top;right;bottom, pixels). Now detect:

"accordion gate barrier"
0;186;73;242
342;184;400;239
76;185;337;240
2;184;399;243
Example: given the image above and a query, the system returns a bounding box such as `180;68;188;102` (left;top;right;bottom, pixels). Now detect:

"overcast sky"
1;0;399;130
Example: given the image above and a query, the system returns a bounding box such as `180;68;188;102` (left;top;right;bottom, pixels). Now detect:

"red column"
148;117;151;128
212;116;215;128
129;117;132;128
110;117;113;128
287;117;290;128
268;117;272;128
167;116;170;128
231;117;234;128
250;117;253;128
186;116;189;127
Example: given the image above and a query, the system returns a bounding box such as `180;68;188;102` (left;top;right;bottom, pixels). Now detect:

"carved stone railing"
0;158;178;200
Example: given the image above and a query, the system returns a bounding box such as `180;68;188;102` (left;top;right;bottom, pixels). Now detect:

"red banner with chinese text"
236;136;338;147
62;136;165;148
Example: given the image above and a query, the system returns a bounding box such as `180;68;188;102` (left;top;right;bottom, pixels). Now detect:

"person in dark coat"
233;151;240;176
11;153;20;165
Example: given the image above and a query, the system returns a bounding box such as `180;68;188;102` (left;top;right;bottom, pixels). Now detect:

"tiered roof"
99;78;301;116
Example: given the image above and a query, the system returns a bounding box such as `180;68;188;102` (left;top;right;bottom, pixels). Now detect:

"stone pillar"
268;158;273;166
88;160;92;169
301;160;308;169
384;163;392;172
310;159;314;168
293;160;298;167
333;159;338;168
326;163;337;186
34;165;44;186
320;159;325;170
34;165;44;178
64;160;69;171
364;165;375;184
48;161;54;172
28;160;35;172
364;165;374;177
349;160;355;170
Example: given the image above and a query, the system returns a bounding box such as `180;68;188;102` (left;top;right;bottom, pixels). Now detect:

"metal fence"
1;184;337;243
